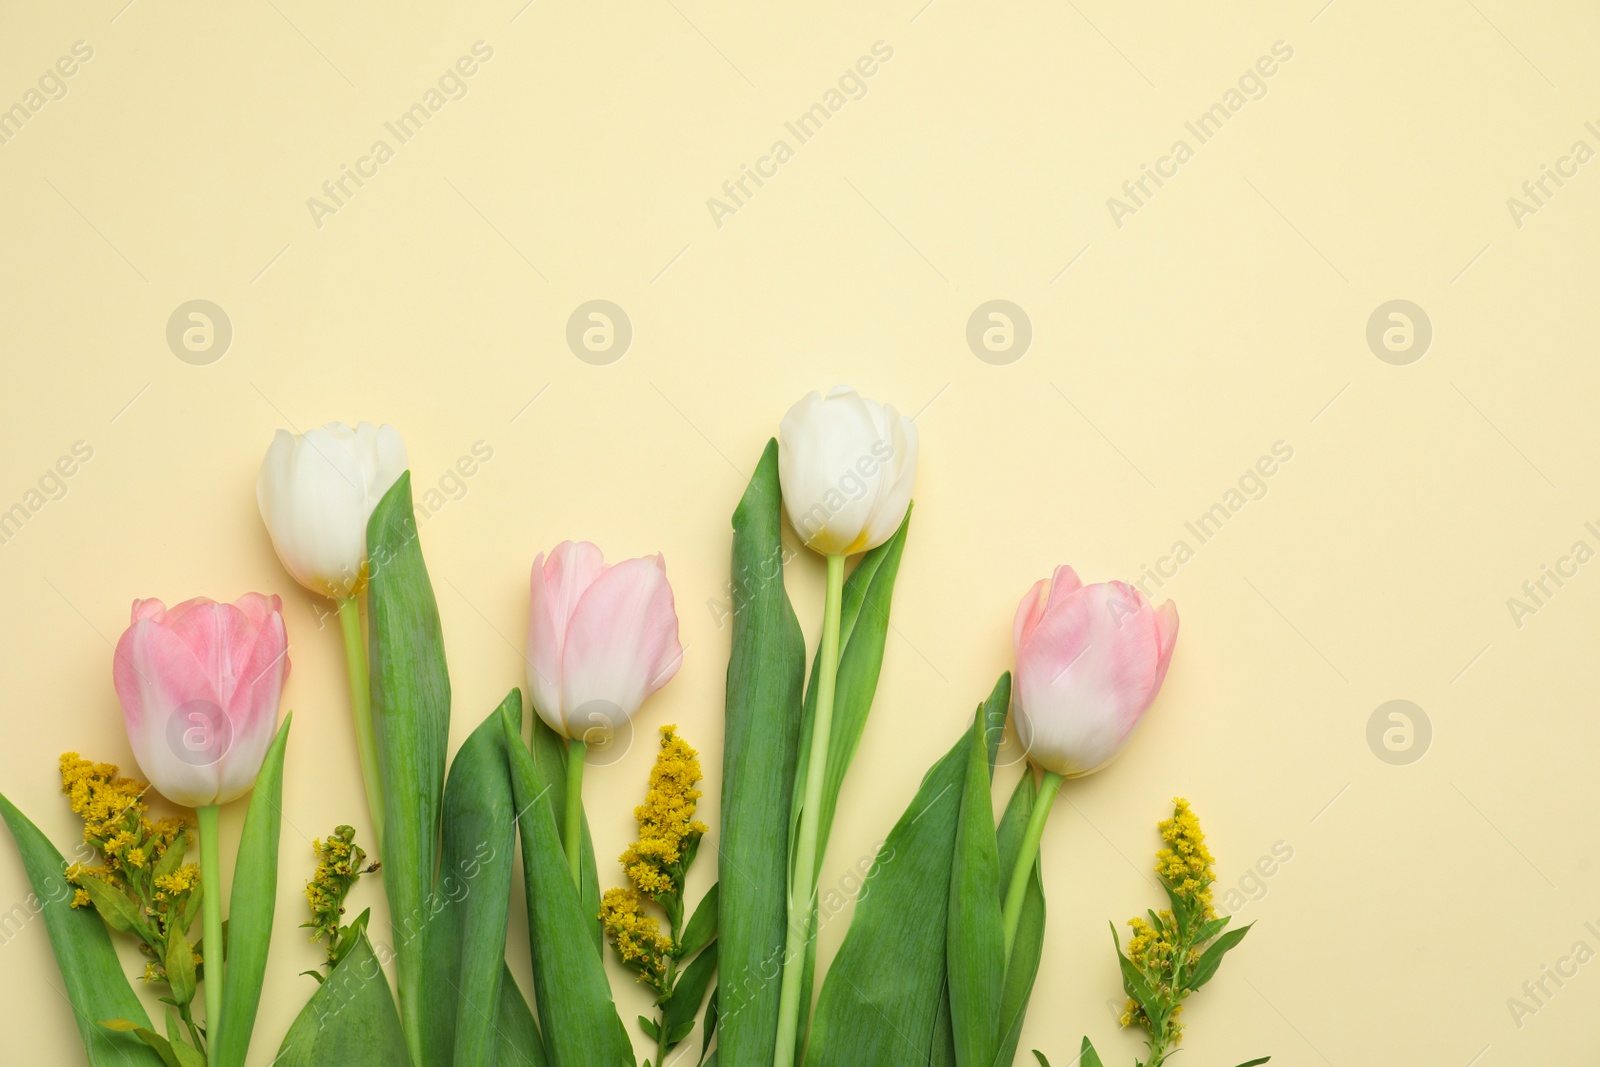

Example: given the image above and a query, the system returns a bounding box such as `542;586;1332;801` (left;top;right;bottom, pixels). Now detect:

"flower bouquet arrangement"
2;389;1269;1067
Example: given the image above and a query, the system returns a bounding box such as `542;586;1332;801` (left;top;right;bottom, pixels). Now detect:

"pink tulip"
1012;566;1178;778
112;595;289;807
526;541;683;742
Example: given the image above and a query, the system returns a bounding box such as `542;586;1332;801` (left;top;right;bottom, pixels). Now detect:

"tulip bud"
1012;566;1178;778
777;386;918;556
526;541;684;749
112;595;290;807
256;421;408;599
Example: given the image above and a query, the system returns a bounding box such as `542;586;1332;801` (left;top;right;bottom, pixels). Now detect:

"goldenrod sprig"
601;726;717;1067
58;753;206;1053
1106;799;1260;1067
302;824;379;978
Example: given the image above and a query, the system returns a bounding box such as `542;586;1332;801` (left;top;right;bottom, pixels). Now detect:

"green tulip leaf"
272;931;409;1066
497;965;551;1067
213;713;291;1067
785;510;912;1055
528;712;602;954
948;700;1006;1067
421;692;522;1067
992;772;1046;1067
717;439;807;1067
0;793;165;1066
367;470;452;1063
503;706;635;1067
802;675;1008;1067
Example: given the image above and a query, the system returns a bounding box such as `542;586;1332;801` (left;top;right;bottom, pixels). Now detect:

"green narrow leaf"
272;932;410;1066
528;713;602;953
368;471;452;1064
422;692;522;1067
1233;1058;1272;1066
100;1020;182;1067
1186;923;1253;991
1110;924;1163;1029
677;882;718;960
991;772;1045;1067
164;922;196;1009
0;794;164;1066
717;439;806;1067
699;985;718;1065
1079;1036;1104;1067
661;941;718;1049
169;1039;206;1067
948;703;1005;1067
213;714;292;1067
503;707;634;1067
73;873;146;937
1032;1052;1053;1067
803;703;982;1066
787;510;914;1058
497;965;551;1067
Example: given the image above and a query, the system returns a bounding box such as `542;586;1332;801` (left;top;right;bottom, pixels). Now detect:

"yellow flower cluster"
1156;797;1215;918
59;753;190;906
304;825;368;959
600;887;672;987
618;726;708;899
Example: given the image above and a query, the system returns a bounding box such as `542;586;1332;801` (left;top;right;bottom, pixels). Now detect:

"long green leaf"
785;510;912;1057
422;692;521;1067
214;714;292;1067
718;438;807;1067
496;966;550;1067
528;713;601;954
948;701;1005;1067
992;773;1045;1067
802;675;1007;1067
368;471;452;1063
0;793;165;1066
502;707;634;1067
661;940;719;1050
273;932;410;1066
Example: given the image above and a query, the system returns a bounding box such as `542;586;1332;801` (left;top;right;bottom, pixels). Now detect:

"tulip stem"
197;803;224;1061
772;552;846;1067
1002;769;1063;964
337;596;385;858
565;738;586;886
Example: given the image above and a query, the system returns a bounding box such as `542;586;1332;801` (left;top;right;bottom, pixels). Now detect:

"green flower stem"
772;552;846;1067
337;596;385;857
197;803;223;1064
565;737;586;886
1002;769;1063;964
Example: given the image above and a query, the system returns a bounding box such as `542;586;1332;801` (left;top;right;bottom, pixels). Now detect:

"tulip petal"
1014;582;1162;777
1012;579;1049;652
558;555;682;736
526;542;607;735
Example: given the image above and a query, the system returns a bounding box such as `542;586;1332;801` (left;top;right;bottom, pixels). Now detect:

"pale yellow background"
1;0;1596;1063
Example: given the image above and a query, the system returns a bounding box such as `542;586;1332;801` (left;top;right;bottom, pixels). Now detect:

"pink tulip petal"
1012;578;1049;652
527;542;608;731
559;555;682;734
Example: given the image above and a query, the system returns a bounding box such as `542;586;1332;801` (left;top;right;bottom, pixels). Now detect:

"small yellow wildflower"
601;886;672;988
617;726;708;900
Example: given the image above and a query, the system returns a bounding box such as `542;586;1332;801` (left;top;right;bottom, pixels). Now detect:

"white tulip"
778;386;918;556
256;421;408;599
